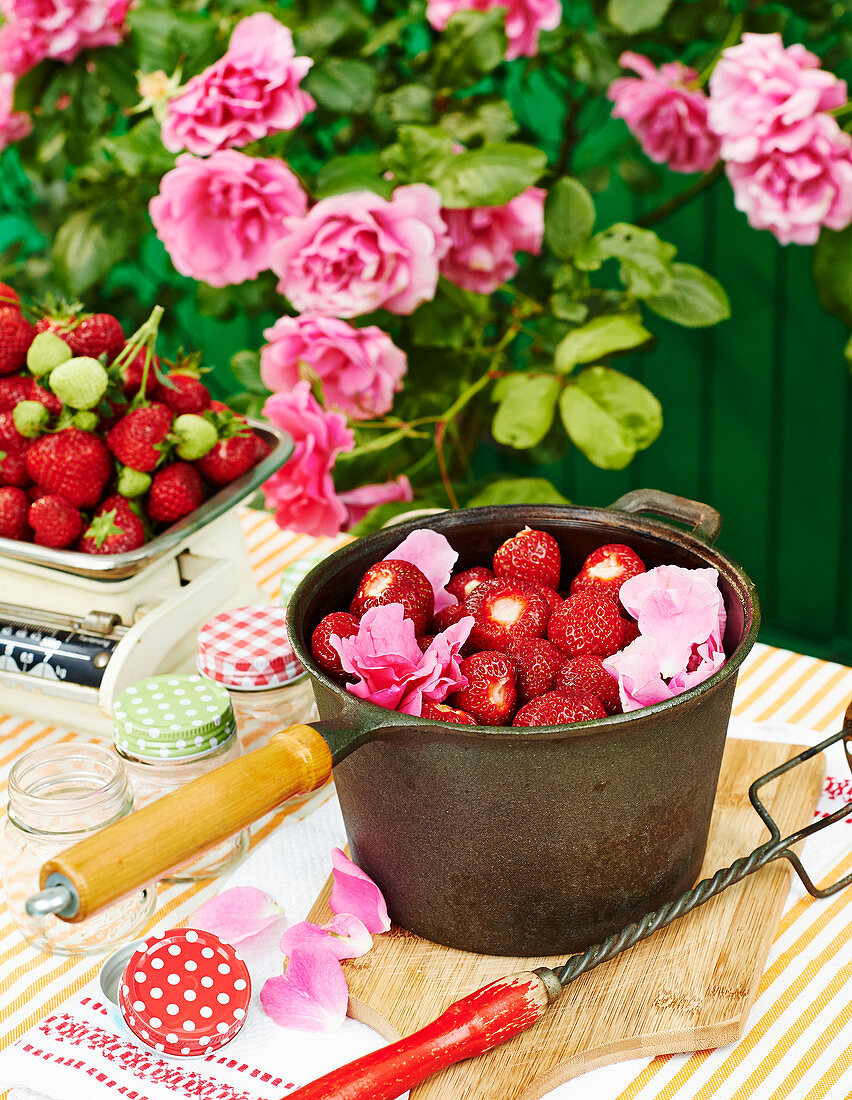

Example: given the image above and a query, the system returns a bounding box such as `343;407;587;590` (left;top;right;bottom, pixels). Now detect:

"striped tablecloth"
1;509;851;1100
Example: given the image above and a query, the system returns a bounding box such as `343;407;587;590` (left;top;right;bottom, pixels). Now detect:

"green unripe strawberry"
173;413;218;461
27;331;72;376
13;400;48;438
49;356;109;410
117;467;152;498
73;410;99;431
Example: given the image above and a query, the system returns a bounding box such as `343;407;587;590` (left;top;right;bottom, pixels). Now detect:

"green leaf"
439;100;518;145
559;366;662;469
408;277;490;347
314;153;394;199
304;58;377;114
381;125;456;186
99;118;176;178
845;333;852;373
52;208;131;297
582;223;677;297
467;477;569;507
608;0;674;33
554;314;652;373
492;375;560;449
128;5;220;75
617;157;661;194
295;0;370;54
432;143;547;208
378;83;434;125
544;178;596;260
230;350;270;397
551;293;589;323
814;225;852;328
645;263;730;328
433;9;507;87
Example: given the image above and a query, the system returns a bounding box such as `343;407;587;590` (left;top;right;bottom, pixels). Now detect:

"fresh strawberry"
34;313;76;339
420;701;477;725
25;427;112;508
620;617;640;646
0;311;34;375
0;410;31;487
554;655;620;715
195;433;257;486
117;342;160;396
0;486;30;539
0;374;33;410
28;494;82;549
209;398;246;421
310;611;360;679
147;462;204;524
0;282;20;310
28;379;62;416
512;689;607;727
351;559;434;634
469;576;550;651
154;373;211;415
252;432;271;463
432;602;468;632
535;584;563;613
493;527;561;589
450;651;517;726
106;402;172;471
570;543;646;599
446;566;494;603
64;313;124;361
506;637;565;704
78;495;145;554
547;591;625;659
417;634;436;652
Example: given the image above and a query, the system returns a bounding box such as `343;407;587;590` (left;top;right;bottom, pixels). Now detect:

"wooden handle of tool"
284;971;554;1100
41;724;332;922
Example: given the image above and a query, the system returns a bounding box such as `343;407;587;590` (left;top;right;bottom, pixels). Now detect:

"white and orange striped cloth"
1;509;851;1099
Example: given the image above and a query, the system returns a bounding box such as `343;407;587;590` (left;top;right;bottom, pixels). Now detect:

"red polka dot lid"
118;928;251;1057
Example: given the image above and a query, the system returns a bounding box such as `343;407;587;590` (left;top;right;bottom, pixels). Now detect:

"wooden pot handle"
40;724;332;922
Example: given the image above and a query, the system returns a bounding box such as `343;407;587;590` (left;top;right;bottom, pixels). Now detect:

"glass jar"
2;743;156;956
113;674;248;882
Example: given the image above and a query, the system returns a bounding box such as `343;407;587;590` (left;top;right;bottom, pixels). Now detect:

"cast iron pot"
285;489;760;958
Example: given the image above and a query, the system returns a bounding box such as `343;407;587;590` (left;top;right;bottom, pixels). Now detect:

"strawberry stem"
111;305;165;407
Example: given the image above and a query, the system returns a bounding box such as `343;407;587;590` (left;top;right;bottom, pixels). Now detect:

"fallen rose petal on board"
280;913;373;961
330;847;391;933
260;943;349;1032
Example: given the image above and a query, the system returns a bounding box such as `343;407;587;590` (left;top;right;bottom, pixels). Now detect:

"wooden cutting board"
307;737;825;1099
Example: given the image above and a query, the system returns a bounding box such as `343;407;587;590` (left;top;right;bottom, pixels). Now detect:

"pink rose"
338;477;414;528
426;0;561;61
708;33;848;164
725;114;852;245
440;186;545;294
261;381;354;537
149;151;308;288
260;314;407;420
608;52;720;175
161;12;315;156
0;0;130;76
0;74;31;151
271;185;449;319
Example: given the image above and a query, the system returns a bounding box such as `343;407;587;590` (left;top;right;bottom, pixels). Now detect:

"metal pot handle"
609;489;722;544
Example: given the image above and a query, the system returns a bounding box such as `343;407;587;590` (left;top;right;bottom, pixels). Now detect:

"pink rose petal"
279;914;373;961
330;847;391;933
192;886;286;944
603;636;676;713
260;944;348;1032
384;529;459;612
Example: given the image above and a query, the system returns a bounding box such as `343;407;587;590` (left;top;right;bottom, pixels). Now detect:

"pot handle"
609;488;722;544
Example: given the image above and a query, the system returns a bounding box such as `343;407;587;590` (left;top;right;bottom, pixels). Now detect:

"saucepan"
29;489;760;958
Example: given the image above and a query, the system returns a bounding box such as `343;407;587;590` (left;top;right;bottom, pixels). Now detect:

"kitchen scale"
0;420;291;737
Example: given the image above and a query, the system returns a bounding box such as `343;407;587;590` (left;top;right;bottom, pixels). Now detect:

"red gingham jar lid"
118;928;251;1058
197;604;304;690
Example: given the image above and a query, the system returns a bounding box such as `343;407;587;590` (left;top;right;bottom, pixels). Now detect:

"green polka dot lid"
113;675;237;762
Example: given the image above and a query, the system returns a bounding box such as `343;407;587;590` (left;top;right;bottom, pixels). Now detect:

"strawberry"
107;402;172;471
79;495;145;554
64;313;125;361
547;591;625;659
451;651;517;726
252;433;271;463
493;527;561;589
570;543;646;599
147;462;204;524
621;617;640;646
25;427;112;508
28;379;62;416
117;342;160;396
432;602;468;632
154;373;210;415
535;584;563;613
49;356;109;409
0;486;30;540
310;611;361;679
27;331;72;377
554;655;620;715
505;637;565;704
469;576;550;652
0;311;34;375
420;701;477;725
446;566;494;603
351;559;434;634
512;690;607;727
28;494;82;549
417;634;436;652
0;410;31;487
0;282;20;310
0;374;34;410
195;433;257;486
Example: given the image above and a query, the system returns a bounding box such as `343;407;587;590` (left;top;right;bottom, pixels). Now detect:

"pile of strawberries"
0;283;268;554
311;527;654;728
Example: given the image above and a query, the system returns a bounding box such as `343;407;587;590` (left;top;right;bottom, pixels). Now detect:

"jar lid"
118;928;250;1057
197;605;303;690
113;675;236;762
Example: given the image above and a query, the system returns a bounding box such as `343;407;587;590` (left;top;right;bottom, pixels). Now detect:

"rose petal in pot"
330;847;391;933
261;943;349;1032
280;913;373;961
192;886;286;944
384;528;458;612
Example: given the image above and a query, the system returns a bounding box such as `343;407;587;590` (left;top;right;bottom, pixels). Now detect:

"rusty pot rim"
287;503;761;744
